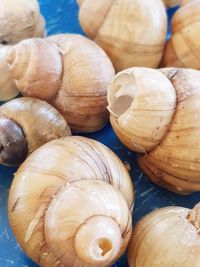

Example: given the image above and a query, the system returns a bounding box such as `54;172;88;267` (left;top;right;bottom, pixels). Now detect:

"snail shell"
78;0;167;71
8;136;134;267
128;203;200;267
0;97;71;165
0;0;45;45
7;35;115;133
162;0;200;69
108;67;200;194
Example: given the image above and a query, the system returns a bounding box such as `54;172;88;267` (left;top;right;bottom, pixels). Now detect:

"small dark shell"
0;117;28;165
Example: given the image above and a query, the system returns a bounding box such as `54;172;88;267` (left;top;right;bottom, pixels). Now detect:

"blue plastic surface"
0;2;199;267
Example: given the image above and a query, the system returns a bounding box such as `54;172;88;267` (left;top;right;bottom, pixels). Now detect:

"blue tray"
0;2;199;267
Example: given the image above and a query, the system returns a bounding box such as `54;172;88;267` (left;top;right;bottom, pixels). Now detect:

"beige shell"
8;39;62;100
162;0;200;69
108;67;200;194
7;34;115;133
0;46;18;101
128;203;200;267
8;136;134;267
0;0;45;45
78;0;167;71
0;97;71;155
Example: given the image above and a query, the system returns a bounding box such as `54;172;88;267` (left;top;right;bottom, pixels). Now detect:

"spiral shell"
0;0;46;45
7;34;115;133
8;38;62;100
78;0;167;71
0;97;71;165
0;45;18;101
128;203;200;267
8;136;134;267
108;67;200;194
162;0;200;69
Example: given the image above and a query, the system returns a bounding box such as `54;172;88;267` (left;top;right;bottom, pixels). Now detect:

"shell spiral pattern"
8;136;134;267
7;34;115;133
108;67;200;194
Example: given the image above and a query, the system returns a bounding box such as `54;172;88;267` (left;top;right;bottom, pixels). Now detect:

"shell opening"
74;215;122;266
98;238;113;257
108;73;136;118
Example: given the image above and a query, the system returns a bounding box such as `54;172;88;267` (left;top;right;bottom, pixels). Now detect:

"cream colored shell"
0;46;18;101
8;136;134;267
108;67;200;194
162;0;200;69
128;204;200;267
0;97;71;154
78;0;167;71
7;34;115;133
0;0;45;45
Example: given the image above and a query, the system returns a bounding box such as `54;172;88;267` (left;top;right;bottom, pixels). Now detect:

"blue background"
0;2;199;267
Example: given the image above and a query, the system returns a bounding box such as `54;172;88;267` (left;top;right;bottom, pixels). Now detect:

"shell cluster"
1;1;200;267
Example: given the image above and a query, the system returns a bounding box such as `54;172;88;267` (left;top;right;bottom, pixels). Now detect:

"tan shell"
0;97;71;154
78;0;167;71
8;136;134;267
7;34;115;133
162;0;200;69
108;67;200;194
8;38;62;100
0;46;18;101
128;204;200;267
0;0;45;45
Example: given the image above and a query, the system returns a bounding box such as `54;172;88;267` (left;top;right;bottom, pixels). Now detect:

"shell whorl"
107;67;176;153
108;67;200;194
78;0;167;71
45;180;132;267
7;34;115;133
7;38;62;100
8;136;134;267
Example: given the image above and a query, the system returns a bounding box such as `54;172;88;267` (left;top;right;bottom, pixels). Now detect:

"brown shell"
108;67;200;194
0;97;71;155
78;0;167;71
8;136;134;267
